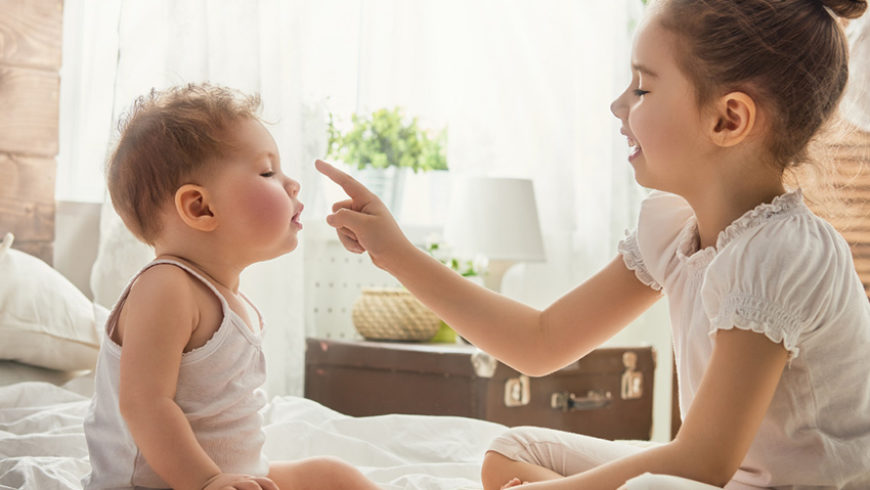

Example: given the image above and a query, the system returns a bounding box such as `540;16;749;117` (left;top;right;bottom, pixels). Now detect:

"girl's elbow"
698;468;737;489
667;440;740;488
504;349;561;377
709;460;741;488
517;365;554;378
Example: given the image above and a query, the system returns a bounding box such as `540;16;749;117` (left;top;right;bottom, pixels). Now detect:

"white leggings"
487;426;749;489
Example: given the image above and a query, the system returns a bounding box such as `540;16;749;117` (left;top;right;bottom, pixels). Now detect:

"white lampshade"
444;177;545;262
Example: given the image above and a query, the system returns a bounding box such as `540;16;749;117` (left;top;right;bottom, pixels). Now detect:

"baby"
82;83;379;490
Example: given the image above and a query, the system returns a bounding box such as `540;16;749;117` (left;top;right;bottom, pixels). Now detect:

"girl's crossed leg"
482;426;649;489
481;426;722;490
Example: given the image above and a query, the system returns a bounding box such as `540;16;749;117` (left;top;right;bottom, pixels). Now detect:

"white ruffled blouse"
619;190;870;489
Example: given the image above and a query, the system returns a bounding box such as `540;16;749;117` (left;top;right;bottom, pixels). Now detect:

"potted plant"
326;107;447;214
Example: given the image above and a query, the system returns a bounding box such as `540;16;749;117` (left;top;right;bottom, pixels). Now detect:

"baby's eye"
633;89;649;97
260;171;275;177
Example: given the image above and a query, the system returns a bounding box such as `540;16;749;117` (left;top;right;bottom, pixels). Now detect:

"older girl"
317;0;870;488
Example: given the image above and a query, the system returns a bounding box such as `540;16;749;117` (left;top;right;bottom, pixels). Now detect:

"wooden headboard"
827;127;870;298
0;0;63;265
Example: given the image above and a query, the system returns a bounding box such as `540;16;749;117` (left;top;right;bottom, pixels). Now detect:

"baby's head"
654;0;866;168
107;83;262;245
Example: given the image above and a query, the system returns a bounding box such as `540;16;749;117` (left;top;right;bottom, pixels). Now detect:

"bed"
0;380;506;490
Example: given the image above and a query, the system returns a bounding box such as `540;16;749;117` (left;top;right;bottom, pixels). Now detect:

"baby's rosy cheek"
240;187;292;226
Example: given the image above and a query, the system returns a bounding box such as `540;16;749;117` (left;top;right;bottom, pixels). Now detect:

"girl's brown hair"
657;0;867;169
107;83;261;245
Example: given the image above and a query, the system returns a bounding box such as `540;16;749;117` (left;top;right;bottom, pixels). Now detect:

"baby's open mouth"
292;204;304;228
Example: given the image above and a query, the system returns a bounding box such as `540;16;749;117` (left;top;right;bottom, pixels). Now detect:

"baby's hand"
501;477;527;488
199;472;279;490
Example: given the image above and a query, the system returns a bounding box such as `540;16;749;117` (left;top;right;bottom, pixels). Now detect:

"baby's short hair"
107;83;261;245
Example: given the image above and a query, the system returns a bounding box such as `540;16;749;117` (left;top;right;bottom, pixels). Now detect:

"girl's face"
610;9;711;195
206;118;303;261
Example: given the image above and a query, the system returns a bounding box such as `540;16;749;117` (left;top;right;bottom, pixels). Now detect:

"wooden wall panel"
807;125;870;298
0;66;60;156
0;0;63;69
0;0;63;264
0;153;55;242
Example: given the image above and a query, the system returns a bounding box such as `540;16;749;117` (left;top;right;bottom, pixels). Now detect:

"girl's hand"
315;159;413;269
200;472;279;490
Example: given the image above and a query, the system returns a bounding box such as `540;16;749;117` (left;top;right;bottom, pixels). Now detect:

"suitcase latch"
621;352;643;400
471;349;498;378
504;375;530;407
550;390;612;411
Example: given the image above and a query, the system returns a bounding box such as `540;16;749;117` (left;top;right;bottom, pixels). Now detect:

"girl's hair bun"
821;0;868;19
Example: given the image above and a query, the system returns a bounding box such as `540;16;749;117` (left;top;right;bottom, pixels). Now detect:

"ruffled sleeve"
701;214;853;360
618;232;661;291
618;191;694;291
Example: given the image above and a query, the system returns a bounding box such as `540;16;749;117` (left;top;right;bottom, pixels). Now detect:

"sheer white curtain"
58;0;645;397
315;0;646;305
59;0;316;396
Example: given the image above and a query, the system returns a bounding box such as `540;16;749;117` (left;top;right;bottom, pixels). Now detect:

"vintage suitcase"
305;338;656;440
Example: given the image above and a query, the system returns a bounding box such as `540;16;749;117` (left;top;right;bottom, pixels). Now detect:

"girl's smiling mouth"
622;129;643;162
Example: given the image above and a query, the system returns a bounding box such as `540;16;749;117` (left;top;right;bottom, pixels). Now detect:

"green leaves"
327;107;448;173
424;238;488;278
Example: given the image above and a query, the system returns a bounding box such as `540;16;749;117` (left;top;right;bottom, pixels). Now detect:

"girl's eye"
260;171;275;177
633;89;649;97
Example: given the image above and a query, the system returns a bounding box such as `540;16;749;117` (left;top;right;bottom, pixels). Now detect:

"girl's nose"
610;93;626;119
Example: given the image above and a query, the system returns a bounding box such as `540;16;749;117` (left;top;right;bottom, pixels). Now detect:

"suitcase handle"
550;390;612;412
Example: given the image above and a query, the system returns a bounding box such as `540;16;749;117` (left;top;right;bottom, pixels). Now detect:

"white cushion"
0;233;107;371
89;199;153;309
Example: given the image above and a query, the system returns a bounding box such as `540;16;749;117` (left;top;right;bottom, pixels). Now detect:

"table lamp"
444;177;546;291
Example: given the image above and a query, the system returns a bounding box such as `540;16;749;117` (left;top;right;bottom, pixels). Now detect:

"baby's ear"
709;91;757;148
174;184;217;232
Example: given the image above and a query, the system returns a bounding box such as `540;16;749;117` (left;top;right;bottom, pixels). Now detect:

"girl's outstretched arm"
316;160;661;375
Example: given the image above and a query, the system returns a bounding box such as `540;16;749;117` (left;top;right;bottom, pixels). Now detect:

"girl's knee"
486;426;561;469
481;449;515;476
486;426;536;458
481;450;522;490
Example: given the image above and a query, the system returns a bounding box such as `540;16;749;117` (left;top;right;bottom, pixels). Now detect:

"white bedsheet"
0;382;507;490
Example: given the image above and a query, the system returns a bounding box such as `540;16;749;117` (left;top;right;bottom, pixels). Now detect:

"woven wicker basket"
351;288;441;341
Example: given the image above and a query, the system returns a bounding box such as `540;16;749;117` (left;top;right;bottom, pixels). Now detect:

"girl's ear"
709;91;757;148
174;184;218;232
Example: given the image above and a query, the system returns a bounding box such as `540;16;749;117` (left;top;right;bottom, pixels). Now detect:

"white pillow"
0;233;108;371
89;199;153;309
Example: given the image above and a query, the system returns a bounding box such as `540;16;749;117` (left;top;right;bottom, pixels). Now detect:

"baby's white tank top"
82;259;269;489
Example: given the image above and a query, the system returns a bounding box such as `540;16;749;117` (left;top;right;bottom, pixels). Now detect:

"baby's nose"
285;177;300;197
